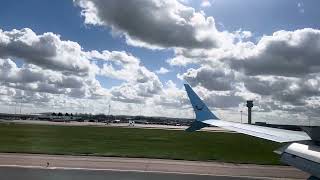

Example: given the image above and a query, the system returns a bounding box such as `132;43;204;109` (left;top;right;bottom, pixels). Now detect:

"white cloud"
75;0;235;49
0;27;169;116
182;66;236;91
166;28;320;122
152;80;189;109
297;2;305;13
155;67;170;74
200;0;212;7
167;55;194;66
0;28;95;76
1;2;320;123
72;1;320;123
93;51;163;94
0;58;106;98
228;28;320;77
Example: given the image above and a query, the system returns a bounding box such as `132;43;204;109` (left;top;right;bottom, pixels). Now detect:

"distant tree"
58;112;63;116
52;112;56;116
65;113;69;116
70;113;73;116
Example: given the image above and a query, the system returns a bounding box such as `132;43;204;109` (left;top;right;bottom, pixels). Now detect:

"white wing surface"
202;119;310;143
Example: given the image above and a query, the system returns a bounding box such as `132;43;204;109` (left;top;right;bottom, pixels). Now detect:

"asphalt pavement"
0;153;309;179
0;166;268;180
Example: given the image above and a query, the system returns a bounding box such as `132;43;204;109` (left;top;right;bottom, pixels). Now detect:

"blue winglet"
186;120;209;132
184;84;219;132
184;84;219;122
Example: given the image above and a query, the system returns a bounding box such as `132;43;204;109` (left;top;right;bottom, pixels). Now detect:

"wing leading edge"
184;84;311;143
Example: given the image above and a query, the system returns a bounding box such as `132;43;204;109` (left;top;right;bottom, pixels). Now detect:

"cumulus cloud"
244;75;320;106
0;58;106;98
110;77;162;104
169;29;320;76
170;28;320;89
0;28;94;76
0;28;166;109
181;66;236;91
72;0;320;122
0;27;172;116
200;0;212;7
205;94;244;109
88;50;164;103
1;2;320;122
228;28;320;77
167;55;194;66
0;27;118;102
153;80;189;108
0;27;167;107
75;0;234;49
93;51;163;90
165;27;320;121
155;67;170;74
94;51;158;84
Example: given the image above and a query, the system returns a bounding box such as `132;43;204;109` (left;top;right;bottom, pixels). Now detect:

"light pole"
19;97;23;114
14;101;17;115
107;102;111;123
240;110;243;123
108;104;111;117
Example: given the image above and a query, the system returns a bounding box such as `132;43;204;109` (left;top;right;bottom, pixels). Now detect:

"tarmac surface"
4;119;235;132
0;166;272;180
0;153;309;180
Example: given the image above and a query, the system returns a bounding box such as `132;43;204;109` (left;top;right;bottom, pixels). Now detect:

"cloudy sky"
0;0;320;125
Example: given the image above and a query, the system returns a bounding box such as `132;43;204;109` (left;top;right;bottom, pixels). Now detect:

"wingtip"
183;83;192;91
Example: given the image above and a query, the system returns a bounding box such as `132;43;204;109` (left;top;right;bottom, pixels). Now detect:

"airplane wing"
184;84;311;143
201;120;310;143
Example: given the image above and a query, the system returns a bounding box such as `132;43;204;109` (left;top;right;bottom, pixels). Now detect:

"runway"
0;153;309;179
0;166;264;180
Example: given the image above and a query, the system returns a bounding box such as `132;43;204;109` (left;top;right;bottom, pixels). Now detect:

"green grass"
0;123;282;165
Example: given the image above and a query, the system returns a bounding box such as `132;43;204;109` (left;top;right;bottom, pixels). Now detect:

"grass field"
0;123;282;165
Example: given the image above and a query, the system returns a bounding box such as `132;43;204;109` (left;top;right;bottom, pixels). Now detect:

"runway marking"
0;164;303;180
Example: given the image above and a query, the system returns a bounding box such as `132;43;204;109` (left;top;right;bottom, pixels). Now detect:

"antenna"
240;110;243;123
14;101;17;115
82;105;85;114
309;117;311;127
108;103;111;116
106;101;111;123
19;97;23;114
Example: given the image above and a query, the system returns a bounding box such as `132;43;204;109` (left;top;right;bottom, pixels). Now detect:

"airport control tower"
246;100;253;124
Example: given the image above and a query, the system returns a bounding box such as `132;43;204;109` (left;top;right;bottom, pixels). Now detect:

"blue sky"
0;0;175;88
204;0;320;33
0;0;320;124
